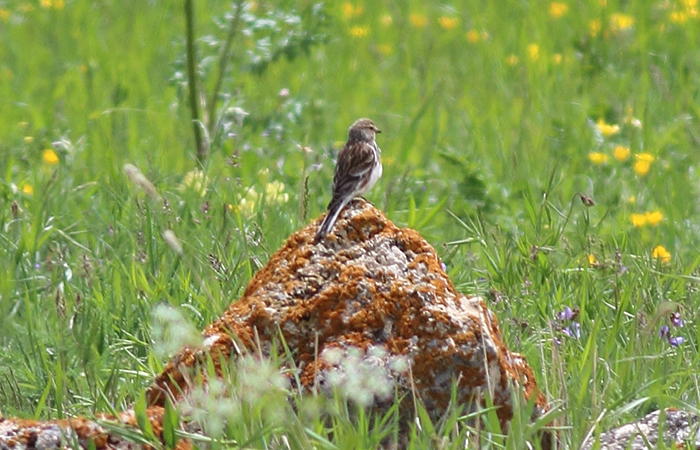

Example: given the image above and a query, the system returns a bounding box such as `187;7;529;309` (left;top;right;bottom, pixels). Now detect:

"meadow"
1;0;700;448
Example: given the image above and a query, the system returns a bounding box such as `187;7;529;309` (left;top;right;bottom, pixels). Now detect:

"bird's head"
348;118;381;142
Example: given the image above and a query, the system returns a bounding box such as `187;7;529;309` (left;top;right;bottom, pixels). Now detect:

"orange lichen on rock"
147;199;548;430
0;407;192;450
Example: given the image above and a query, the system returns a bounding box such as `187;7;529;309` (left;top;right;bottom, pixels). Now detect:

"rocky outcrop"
0;199;548;449
582;409;700;450
0;407;191;450
147;199;548;428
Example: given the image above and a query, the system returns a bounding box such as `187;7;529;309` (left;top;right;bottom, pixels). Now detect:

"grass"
1;0;699;448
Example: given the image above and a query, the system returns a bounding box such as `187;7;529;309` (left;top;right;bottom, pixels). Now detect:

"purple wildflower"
670;311;683;328
562;322;581;339
556;306;581;340
669;336;684;347
659;321;684;347
557;306;574;321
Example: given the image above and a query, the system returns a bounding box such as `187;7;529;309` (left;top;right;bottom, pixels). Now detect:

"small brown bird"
315;118;383;241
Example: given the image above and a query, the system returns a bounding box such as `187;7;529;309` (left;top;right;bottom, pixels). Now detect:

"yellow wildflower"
652;245;671;263
237;180;288;215
610;13;635;32
631;210;664;228
506;54;519;66
22;184;34;195
645;211;663;226
466;29;480;43
549;2;569;18
178;168;209;197
380;15;393;26
613;145;630;161
680;0;700;17
670;11;688;23
438;16;459;30
0;9;9;22
589;19;602;37
349;26;369;38
628;196;636;204
409;14;428;28
342;3;363;19
631;213;647;227
40;0;64;9
634;160;651;176
527;43;540;61
24;136;34;144
596;118;620;137
588;152;609;165
238;189;260;216
42;149;59;165
633;153;654;176
342;3;353;19
553;53;563;64
264;181;289;204
587;254;597;265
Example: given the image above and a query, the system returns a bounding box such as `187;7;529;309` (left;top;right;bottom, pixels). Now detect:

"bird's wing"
334;142;377;186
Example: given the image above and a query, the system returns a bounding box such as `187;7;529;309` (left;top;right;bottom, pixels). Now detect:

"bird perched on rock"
315;118;383;242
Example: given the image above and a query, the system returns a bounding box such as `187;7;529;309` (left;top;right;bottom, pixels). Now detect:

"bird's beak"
376;129;382;134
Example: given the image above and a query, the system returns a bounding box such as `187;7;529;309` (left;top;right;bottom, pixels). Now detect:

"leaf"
407;193;416;228
163;397;180;450
134;392;158;443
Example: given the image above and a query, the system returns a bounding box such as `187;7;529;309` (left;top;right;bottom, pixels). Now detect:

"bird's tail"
314;197;350;242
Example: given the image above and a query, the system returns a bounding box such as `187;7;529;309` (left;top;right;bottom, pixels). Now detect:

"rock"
581;409;700;450
0;407;192;450
147;199;549;433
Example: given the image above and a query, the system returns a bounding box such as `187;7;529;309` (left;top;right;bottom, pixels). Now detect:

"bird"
315;118;383;242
